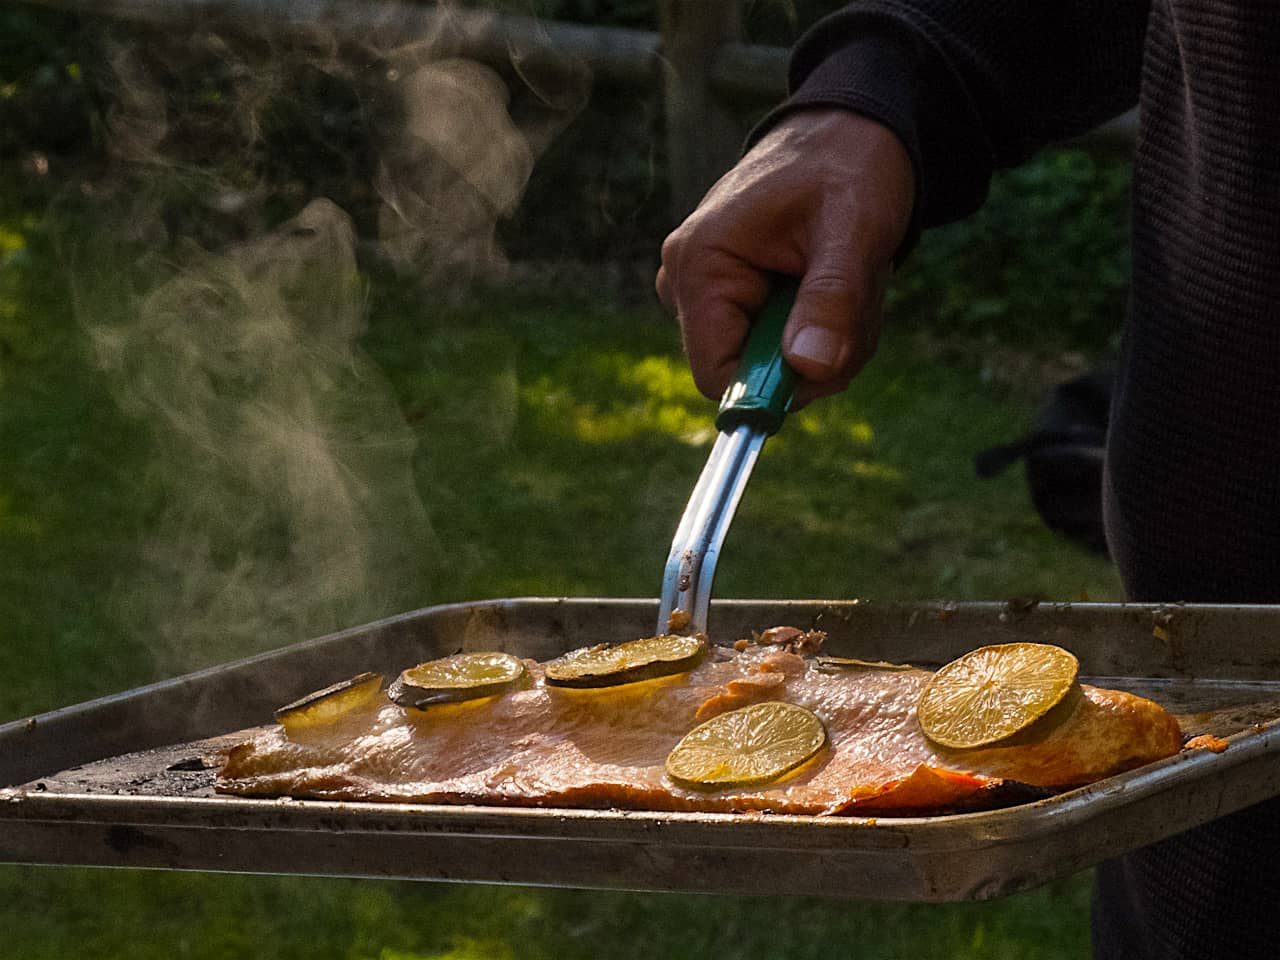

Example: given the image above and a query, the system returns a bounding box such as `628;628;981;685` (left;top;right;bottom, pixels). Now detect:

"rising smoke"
59;3;590;672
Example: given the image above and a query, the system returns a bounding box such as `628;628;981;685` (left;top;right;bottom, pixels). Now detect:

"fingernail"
789;326;844;370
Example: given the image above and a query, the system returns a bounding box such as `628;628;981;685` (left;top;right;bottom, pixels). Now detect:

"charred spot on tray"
740;627;826;656
872;779;1058;818
999;597;1042;623
106;824;179;857
978;779;1056;806
166;756;211;772
1151;604;1188;664
815;604;857;627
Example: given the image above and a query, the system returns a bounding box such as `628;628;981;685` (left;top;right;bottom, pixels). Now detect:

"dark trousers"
1092;795;1280;959
1095;450;1280;959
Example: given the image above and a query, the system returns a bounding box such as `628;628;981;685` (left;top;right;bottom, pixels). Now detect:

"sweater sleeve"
752;1;1150;232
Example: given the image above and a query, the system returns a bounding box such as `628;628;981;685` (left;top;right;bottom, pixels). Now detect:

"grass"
3;868;1094;960
0;190;1117;958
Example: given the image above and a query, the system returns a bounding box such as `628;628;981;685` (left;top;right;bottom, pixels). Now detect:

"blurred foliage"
0;7;94;159
0;2;1130;354
894;150;1132;352
501;81;670;262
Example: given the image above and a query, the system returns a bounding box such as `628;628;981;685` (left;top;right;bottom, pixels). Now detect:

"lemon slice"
275;672;383;730
544;634;707;688
389;651;527;709
666;701;827;790
917;642;1080;749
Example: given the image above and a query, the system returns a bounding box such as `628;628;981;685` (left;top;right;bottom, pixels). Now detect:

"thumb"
781;257;869;383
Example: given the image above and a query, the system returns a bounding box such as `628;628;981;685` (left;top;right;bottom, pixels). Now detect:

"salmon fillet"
216;641;1183;816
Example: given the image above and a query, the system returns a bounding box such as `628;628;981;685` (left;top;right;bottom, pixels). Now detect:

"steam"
79;199;432;669
377;29;589;277
378;58;533;272
59;4;590;672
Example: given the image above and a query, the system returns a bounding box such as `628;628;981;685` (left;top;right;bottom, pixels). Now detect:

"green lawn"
1;193;1117;958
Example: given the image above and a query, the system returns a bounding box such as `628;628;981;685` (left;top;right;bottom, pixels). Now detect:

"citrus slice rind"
665;701;828;790
389;652;527;709
917;642;1080;749
275;672;383;730
544;634;707;688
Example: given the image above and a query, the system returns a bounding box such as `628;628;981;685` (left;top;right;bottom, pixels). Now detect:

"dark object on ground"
975;368;1113;555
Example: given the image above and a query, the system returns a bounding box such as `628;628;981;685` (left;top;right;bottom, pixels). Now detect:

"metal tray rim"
7;597;1280;901
6;594;1276;740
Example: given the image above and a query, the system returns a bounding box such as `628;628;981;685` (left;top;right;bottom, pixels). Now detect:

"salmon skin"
216;638;1183;816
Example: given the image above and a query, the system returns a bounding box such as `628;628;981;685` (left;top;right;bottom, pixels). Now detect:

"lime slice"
918;642;1080;749
544;634;707;688
666;701;827;790
275;672;383;730
389;652;527;709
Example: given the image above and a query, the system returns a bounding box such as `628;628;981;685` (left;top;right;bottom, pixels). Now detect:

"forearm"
757;1;1150;230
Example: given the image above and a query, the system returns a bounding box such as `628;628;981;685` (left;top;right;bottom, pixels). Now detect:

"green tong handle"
715;279;799;436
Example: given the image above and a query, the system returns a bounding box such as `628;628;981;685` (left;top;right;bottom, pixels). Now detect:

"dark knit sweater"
766;5;1280;958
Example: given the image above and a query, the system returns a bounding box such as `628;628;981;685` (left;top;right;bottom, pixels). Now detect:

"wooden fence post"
658;0;748;223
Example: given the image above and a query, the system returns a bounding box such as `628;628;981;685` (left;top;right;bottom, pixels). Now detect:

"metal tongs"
657;281;799;636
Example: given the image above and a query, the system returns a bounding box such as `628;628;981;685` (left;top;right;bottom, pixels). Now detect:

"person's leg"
1092;795;1280;960
1096;440;1280;958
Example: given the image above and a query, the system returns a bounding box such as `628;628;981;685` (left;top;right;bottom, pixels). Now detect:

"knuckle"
654;268;672;307
660;229;685;266
801;271;858;295
817;190;906;268
798;270;870;320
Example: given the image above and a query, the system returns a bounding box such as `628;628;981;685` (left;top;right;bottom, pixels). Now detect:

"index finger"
671;256;772;400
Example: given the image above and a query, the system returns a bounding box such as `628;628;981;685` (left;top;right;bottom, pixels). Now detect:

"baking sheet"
4;598;1280;901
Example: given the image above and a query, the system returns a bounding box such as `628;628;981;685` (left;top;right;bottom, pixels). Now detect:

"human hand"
656;109;914;407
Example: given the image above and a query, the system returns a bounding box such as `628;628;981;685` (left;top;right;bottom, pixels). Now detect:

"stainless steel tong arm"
656;425;766;635
656;281;799;636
